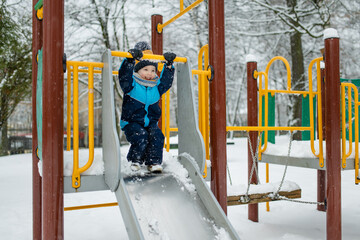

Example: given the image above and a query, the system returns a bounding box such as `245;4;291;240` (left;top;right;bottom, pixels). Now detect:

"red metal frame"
317;67;326;212
324;36;341;240
209;0;227;213
42;1;65;239
247;61;259;221
151;14;164;130
32;0;43;239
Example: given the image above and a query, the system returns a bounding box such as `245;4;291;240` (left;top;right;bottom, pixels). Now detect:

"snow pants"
123;122;164;165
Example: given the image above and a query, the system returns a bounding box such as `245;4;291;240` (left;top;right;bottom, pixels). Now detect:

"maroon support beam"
317;65;326;212
42;1;65;239
247;60;259;221
324;30;341;240
32;1;43;239
209;0;227;213
151;14;164;130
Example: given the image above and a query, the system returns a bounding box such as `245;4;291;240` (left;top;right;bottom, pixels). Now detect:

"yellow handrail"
67;61;103;189
111;51;187;63
308;57;324;167
255;56;324;168
157;0;204;33
341;83;360;184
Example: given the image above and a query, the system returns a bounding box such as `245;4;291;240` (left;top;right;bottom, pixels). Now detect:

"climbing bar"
341;82;359;184
66;60;104;189
226;126;311;131
157;0;204;33
111;51;187;63
64;202;118;211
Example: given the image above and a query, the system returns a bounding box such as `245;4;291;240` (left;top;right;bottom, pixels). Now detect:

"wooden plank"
227;189;301;206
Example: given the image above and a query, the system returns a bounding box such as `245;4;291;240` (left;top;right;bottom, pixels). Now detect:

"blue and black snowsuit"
118;59;175;165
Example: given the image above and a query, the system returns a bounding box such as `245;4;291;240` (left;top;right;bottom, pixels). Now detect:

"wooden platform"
227;189;301;206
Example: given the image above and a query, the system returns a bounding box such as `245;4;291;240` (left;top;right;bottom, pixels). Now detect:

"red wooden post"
247;57;258;221
209;0;227;213
32;0;43;239
151;14;164;130
317;63;326;212
324;29;341;240
42;1;65;239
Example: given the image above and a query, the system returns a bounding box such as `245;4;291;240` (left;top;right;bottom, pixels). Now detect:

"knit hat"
133;41;158;72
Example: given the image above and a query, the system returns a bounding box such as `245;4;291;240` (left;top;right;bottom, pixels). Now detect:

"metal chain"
273;131;293;197
275;195;325;206
245;131;263;200
271;132;325;206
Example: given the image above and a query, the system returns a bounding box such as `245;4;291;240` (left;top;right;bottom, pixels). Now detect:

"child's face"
138;65;157;80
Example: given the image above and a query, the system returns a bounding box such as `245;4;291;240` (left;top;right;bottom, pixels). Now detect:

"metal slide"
101;49;240;240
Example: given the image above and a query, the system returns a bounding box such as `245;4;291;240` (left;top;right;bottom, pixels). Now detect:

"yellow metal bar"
78;66;95;173
226;126;312;131
66;64;72;151
257;72;269;155
68;61;102;188
162;94;166;139
64;202;118;211
354;87;360;184
166;90;171;152
266;89;319;95
265;56;291;91
67;60;104;68
180;0;184;11
266;163;270;212
111;51;187;63
157;0;204;33
341;83;359;171
169;127;178;132
308;57;324;167
72;64;80;188
191;69;211;75
346;87;353;158
197;44;209;178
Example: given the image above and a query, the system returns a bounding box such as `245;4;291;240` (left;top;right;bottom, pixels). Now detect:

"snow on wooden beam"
227;180;301;206
227;189;301;206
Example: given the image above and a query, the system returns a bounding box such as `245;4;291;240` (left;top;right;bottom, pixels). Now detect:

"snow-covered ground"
1;136;360;239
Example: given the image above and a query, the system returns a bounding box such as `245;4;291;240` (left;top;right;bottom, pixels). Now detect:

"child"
118;41;176;173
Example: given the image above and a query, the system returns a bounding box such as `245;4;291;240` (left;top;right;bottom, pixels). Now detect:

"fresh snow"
1;137;360;239
245;54;257;63
323;28;339;39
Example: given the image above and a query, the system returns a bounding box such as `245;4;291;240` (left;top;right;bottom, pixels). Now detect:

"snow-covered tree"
0;0;32;154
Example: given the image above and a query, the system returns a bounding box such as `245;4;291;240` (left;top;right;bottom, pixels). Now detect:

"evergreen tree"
0;0;32;155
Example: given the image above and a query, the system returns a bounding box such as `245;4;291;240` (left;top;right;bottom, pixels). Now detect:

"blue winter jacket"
118;59;175;129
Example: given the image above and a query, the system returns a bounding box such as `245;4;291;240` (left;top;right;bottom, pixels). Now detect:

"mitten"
128;49;143;61
163;52;176;66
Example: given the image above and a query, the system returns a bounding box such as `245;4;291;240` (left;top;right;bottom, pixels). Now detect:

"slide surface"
124;172;224;239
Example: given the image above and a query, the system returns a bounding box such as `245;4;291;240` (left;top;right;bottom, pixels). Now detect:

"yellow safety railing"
341;83;359;184
157;0;204;33
67;61;104;189
253;56;324;168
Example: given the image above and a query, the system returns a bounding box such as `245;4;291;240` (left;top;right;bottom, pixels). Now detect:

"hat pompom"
134;41;151;51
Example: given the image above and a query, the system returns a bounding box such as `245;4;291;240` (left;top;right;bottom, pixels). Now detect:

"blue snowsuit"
118;59;175;165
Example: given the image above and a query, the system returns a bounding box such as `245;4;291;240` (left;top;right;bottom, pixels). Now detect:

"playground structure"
31;1;356;240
